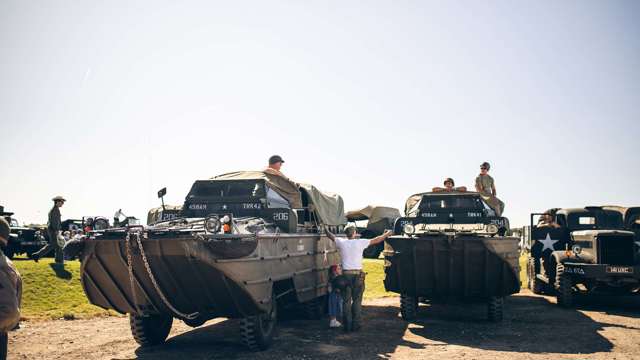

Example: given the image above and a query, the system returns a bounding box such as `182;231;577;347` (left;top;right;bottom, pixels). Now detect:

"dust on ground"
8;290;640;360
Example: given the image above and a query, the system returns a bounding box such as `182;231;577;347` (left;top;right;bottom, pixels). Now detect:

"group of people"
431;162;505;216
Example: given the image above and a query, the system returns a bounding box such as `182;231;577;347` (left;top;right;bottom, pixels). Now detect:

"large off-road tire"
528;258;545;294
556;263;574;308
241;293;278;351
487;296;504;322
129;314;173;346
303;295;326;320
400;294;418;321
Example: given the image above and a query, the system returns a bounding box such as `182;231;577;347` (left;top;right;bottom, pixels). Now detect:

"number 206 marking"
274;213;289;221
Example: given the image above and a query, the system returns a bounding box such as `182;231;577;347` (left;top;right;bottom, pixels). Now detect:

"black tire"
528;258;545;294
556;263;573;308
400;294;418;321
241;292;278;351
303;296;326;320
129;314;173;346
487;296;504;322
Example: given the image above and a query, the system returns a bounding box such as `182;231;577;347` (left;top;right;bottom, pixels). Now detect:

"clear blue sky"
1;1;639;226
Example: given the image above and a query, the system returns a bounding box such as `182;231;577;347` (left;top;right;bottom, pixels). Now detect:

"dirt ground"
7;290;640;360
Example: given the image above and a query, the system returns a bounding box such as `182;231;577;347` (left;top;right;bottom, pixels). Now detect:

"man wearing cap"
264;155;286;176
33;196;66;264
0;217;22;360
324;225;393;332
475;162;505;216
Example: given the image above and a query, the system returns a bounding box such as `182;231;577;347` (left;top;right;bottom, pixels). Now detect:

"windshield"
189;180;266;199
419;196;484;210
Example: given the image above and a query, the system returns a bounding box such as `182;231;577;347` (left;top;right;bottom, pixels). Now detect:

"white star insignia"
538;233;559;252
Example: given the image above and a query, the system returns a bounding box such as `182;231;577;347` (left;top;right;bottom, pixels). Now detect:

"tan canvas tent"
214;171;303;209
299;183;347;226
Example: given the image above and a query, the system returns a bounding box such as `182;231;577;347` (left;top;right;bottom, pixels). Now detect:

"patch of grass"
12;258;119;320
363;259;396;299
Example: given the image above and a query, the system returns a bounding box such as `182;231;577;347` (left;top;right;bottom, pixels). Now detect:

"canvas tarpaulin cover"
298;183;347;226
346;205;401;224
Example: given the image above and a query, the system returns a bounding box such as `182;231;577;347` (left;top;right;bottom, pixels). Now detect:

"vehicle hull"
80;231;339;321
383;234;520;300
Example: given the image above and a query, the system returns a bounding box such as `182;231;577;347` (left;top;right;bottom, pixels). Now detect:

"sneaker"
329;319;342;328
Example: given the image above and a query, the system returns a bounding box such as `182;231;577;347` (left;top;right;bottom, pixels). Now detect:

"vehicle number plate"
606;266;634;274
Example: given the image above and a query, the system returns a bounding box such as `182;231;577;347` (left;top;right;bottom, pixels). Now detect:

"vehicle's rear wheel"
241;292;278;351
487;296;504;322
129;314;173;346
528;258;545;294
303;295;326;319
400;294;418;321
556;264;573;308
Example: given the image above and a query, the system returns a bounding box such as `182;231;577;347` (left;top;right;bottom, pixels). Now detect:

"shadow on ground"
49;262;72;279
407;294;639;354
134;303;413;360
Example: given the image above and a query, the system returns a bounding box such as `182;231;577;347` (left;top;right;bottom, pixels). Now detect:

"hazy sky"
1;1;639;226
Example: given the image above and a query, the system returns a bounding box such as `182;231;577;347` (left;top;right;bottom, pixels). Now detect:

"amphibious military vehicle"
78;171;345;351
383;191;519;322
527;207;640;307
345;205;401;258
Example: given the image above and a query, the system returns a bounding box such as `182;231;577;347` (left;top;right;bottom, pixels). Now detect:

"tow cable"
125;229;200;320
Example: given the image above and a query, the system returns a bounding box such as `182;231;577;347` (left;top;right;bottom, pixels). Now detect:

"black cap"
269;155;285;165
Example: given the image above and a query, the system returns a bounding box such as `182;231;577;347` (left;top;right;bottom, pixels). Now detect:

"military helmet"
444;177;455;186
480;162;491;170
52;195;67;202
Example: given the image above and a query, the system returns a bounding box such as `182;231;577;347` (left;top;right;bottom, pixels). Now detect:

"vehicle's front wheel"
556;264;574;307
487;296;504;322
400;294;418;321
241;292;278;351
129;314;173;346
528;258;545;294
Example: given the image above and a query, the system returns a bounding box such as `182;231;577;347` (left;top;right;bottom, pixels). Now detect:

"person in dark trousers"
0;217;22;360
324;225;393;332
33;196;66;264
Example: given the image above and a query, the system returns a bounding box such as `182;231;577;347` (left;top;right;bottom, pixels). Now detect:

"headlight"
572;245;582;255
220;215;230;224
204;216;222;233
403;223;415;235
486;224;499;234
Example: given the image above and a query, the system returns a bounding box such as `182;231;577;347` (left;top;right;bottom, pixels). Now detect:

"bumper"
563;262;640;281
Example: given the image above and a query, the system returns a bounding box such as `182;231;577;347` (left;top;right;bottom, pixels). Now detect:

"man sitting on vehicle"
324;225;393;332
432;178;467;193
537;209;560;228
475;162;505;216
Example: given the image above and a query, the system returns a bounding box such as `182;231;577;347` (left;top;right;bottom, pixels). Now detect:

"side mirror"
158;187;167;198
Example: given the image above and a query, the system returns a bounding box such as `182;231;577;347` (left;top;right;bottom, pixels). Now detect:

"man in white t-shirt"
325;225;393;332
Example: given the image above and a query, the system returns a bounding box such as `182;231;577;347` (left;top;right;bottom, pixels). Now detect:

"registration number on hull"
606;266;634;274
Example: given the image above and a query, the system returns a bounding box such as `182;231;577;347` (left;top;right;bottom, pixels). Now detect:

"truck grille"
597;235;635;266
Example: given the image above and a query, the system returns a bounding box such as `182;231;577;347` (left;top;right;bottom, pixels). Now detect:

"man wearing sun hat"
32;196;66;264
0;217;22;360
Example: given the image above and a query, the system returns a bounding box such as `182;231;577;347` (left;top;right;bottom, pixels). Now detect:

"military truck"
526;207;640;307
383;191;519;322
78;171;345;351
345;205;401;258
1;206;47;259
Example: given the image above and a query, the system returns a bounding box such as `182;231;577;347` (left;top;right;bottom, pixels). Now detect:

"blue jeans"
328;290;342;318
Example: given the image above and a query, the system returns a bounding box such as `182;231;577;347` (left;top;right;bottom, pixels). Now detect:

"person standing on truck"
324;225;393;332
0;217;22;360
475;162;505;216
265;155;285;175
33;196;66;264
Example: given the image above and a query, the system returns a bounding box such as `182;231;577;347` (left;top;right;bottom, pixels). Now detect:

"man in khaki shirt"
475;162;505;216
0;217;22;360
